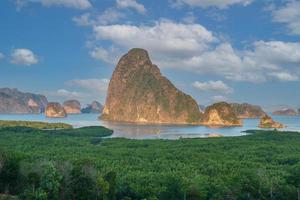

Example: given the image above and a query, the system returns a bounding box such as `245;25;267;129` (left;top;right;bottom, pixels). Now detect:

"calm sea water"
0;114;299;139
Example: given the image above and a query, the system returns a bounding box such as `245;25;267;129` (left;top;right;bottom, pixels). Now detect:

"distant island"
0;88;47;114
101;48;273;127
273;108;298;116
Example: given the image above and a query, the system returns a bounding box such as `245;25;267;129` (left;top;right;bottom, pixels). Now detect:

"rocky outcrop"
0;88;48;114
81;101;103;113
101;48;201;124
231;103;266;118
200;102;242;127
63;100;81;114
272;109;297;116
259;114;285;129
45;102;67;118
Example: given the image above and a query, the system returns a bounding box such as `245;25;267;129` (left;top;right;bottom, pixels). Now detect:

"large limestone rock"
45;102;67;118
63;100;81;114
259;114;285;129
231;103;266;119
81;101;103;113
272;109;297;116
0;88;48;114
200;102;242;127
101;48;201;124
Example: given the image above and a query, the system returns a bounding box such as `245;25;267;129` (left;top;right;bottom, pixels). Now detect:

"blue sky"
0;0;300;111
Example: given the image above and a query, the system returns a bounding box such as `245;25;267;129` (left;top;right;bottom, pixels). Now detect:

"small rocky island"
201;102;242;127
63;100;81;114
101;48;202;124
272;109;298;116
231;103;265;118
45;102;67;118
81;101;103;113
259;114;285;129
0;88;48;114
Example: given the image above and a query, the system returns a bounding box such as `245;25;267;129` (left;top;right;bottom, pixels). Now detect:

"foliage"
0;128;300;199
0;120;72;130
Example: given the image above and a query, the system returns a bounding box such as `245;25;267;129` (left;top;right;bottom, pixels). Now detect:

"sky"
0;0;300;111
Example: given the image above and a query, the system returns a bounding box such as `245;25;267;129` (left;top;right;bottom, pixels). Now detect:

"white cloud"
116;0;146;14
92;19;300;83
192;80;234;94
93;20;216;57
50;89;87;99
211;95;228;103
16;0;92;10
10;48;38;66
73;9;125;27
89;46;121;64
269;71;298;81
272;1;300;35
66;78;109;94
0;53;4;60
172;0;253;9
73;13;92;26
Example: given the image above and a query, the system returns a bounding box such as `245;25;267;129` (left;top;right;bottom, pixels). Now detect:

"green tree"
40;162;63;200
104;171;117;200
0;152;21;194
69;165;97;200
288;164;300;200
96;175;109;200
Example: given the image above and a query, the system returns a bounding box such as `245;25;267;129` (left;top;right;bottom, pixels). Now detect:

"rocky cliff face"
200;102;242;127
0;88;48;114
259;114;284;128
63;100;81;114
272;109;297;116
101;48;201;124
45;102;67;118
231;103;266;119
81;101;103;113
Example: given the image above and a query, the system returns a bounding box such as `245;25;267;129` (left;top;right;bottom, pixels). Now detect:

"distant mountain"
231;103;266;119
0;88;48;114
101;48;201;124
272;109;297;116
81;101;103;113
63;100;81;114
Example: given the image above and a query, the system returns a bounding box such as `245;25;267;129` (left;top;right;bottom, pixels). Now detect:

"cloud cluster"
116;0;146;14
93;20;216;57
171;0;253;9
91;19;300;83
272;1;300;35
73;9;125;26
192;80;234;94
66;78;109;94
73;0;145;27
16;0;92;10
10;48;38;66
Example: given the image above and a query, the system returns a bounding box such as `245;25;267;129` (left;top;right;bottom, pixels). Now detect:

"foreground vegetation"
0;120;72;130
0;127;300;199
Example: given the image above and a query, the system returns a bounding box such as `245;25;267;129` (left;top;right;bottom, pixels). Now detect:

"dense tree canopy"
0;127;300;199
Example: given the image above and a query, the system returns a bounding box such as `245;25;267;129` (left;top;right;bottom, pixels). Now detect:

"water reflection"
0;114;299;139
